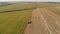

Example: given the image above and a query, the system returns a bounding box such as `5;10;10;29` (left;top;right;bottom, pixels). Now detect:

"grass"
36;3;60;16
36;3;60;8
47;7;60;16
0;4;35;12
0;3;60;34
0;10;32;34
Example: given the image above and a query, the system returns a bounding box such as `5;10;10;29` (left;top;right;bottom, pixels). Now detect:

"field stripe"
38;8;52;34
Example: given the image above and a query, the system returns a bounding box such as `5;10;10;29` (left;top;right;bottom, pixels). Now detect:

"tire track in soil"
24;8;60;34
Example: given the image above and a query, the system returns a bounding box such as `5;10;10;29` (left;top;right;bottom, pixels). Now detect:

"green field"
0;4;35;12
36;3;60;16
0;3;60;15
0;3;33;34
0;10;32;34
0;2;60;34
47;7;60;16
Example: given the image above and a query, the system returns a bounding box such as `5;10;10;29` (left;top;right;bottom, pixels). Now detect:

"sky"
0;0;60;2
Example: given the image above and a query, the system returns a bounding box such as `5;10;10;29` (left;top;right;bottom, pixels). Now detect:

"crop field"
36;3;60;16
0;2;60;34
24;3;60;34
0;10;32;34
47;7;60;16
0;4;35;12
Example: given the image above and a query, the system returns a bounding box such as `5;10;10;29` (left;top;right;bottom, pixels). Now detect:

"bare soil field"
24;8;60;34
55;7;60;8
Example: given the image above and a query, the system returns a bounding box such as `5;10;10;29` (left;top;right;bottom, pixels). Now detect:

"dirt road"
24;8;60;34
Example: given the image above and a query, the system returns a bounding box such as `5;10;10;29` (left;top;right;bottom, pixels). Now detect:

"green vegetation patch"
0;10;32;34
37;3;60;8
36;3;60;16
0;4;35;12
47;7;60;16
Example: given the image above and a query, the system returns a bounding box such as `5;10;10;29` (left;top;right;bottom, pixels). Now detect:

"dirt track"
24;8;60;34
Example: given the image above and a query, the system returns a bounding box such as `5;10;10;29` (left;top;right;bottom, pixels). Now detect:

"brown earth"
55;7;60;8
55;7;60;10
24;8;60;34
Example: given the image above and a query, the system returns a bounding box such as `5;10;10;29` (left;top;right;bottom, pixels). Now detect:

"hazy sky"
0;0;60;2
